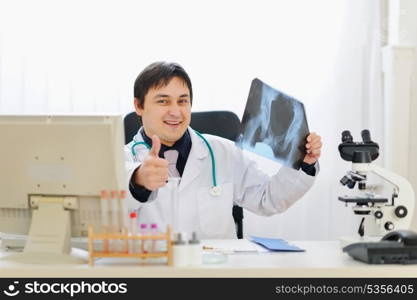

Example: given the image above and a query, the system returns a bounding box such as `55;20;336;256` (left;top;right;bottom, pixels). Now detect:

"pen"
202;246;258;253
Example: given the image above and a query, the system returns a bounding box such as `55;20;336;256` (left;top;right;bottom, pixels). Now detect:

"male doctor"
125;62;322;239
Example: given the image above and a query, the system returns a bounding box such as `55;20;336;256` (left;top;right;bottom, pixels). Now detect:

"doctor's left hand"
303;132;322;165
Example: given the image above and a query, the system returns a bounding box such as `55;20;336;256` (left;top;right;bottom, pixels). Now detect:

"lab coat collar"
188;127;209;160
131;131;149;162
178;127;208;191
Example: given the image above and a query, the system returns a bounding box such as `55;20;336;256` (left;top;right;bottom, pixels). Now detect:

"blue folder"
251;236;305;252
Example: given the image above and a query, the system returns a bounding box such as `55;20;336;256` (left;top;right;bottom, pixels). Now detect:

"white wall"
0;0;349;116
0;0;392;239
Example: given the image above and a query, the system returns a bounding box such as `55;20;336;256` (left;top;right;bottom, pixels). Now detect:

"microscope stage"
338;196;388;205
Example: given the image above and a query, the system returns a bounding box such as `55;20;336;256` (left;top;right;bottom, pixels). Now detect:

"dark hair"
134;61;193;108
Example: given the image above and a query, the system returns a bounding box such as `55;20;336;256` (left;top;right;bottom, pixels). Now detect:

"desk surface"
1;240;416;278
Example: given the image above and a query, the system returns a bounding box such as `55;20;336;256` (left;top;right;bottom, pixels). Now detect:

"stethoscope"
131;130;222;197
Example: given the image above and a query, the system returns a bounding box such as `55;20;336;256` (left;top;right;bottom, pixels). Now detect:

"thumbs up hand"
148;134;161;157
134;135;169;191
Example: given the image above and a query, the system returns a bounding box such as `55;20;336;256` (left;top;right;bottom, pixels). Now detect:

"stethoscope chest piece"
210;185;222;197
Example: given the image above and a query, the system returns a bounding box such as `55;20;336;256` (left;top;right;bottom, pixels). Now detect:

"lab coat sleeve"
232;145;317;216
124;145;158;211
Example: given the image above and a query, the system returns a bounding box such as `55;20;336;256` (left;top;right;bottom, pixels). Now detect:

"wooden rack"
87;225;173;266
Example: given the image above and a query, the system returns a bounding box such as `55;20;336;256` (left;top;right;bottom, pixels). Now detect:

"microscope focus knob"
394;206;408;218
384;221;394;231
374;211;383;219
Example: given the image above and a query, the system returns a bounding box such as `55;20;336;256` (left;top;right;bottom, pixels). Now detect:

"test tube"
110;190;120;252
168;178;181;234
129;211;137;253
140;223;148;253
100;190;109;231
100;190;109;252
150;223;158;253
110;190;119;233
118;190;128;230
106;191;112;233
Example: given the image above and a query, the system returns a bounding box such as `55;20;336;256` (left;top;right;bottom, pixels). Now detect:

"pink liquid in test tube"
151;223;158;253
140;223;148;253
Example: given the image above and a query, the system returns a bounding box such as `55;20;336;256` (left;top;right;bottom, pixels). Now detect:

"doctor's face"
135;76;191;146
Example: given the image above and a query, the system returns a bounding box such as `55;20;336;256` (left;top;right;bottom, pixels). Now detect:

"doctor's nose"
167;105;181;117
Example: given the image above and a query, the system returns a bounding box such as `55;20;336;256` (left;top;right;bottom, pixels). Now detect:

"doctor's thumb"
149;135;161;157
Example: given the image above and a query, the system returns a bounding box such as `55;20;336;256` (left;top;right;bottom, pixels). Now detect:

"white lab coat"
124;128;316;239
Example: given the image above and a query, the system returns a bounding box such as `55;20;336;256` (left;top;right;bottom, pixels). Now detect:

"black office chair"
124;111;244;238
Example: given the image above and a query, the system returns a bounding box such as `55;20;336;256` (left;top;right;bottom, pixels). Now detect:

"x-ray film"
236;78;309;170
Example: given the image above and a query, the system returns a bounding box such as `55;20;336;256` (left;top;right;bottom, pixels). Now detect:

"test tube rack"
87;225;173;266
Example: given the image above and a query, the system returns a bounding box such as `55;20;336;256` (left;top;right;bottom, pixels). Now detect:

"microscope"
338;129;415;245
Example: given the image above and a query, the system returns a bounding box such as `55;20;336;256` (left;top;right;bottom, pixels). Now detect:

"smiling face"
135;76;191;146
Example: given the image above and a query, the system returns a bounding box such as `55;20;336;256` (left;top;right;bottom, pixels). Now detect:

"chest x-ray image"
236;78;309;170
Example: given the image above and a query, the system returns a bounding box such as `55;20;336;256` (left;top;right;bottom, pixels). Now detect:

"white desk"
0;240;416;278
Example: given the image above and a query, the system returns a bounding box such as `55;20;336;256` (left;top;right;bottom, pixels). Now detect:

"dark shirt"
129;129;316;202
300;161;316;176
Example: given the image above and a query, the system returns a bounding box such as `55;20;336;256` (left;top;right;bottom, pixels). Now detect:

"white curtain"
0;0;384;240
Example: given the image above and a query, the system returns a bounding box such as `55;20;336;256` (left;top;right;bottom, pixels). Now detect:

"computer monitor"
0;114;126;264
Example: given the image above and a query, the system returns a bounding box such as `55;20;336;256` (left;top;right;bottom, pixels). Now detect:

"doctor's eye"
178;99;190;105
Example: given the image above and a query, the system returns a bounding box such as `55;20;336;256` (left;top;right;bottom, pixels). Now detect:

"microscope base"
339;235;381;248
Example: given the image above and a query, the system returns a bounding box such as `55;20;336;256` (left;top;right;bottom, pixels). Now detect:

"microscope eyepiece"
361;129;372;143
341;130;353;143
338;129;379;162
